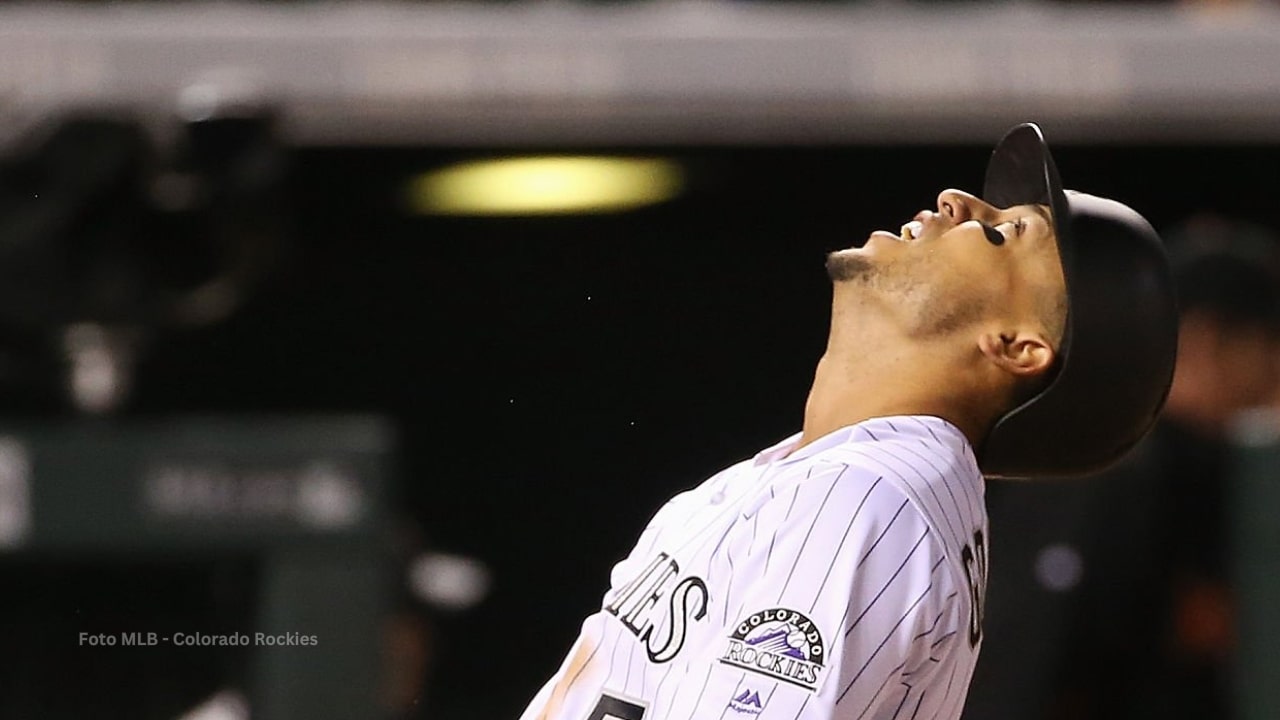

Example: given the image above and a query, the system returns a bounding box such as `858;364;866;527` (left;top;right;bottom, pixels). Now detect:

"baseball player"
518;123;1178;720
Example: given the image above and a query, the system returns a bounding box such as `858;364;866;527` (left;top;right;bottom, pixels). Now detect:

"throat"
796;352;988;452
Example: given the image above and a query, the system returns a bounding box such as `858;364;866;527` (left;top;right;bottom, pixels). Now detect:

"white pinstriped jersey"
520;415;988;720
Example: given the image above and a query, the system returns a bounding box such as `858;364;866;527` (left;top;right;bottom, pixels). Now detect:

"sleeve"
660;463;967;720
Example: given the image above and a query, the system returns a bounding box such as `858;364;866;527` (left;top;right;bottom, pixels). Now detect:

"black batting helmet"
978;123;1178;479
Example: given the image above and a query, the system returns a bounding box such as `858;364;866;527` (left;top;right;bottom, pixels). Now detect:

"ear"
977;329;1056;379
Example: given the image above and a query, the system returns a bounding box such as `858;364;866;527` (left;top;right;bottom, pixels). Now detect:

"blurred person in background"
964;214;1280;720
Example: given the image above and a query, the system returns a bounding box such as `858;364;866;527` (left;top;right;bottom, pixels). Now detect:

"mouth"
896;211;932;241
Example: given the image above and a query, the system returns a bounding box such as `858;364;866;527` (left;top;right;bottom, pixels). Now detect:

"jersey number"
960;529;988;648
586;693;646;720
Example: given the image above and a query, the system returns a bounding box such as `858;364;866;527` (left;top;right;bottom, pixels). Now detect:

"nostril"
942;201;954;217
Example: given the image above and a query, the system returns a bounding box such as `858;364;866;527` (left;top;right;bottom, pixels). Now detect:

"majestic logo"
728;689;764;715
603;552;709;663
720;608;826;691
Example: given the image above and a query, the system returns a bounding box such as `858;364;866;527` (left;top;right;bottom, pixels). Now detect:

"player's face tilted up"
829;190;1064;350
820;187;1067;443
519;123;1177;720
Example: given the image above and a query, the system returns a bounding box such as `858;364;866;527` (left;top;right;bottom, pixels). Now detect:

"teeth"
901;220;924;241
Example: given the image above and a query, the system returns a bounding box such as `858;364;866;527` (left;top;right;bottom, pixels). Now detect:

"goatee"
825;251;874;283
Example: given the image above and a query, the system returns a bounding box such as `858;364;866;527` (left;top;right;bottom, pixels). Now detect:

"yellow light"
409;156;683;216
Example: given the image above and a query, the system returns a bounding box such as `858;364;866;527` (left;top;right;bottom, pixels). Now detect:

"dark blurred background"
4;2;1280;720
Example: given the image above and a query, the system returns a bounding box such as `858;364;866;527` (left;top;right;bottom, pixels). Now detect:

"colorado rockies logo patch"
720;608;826;692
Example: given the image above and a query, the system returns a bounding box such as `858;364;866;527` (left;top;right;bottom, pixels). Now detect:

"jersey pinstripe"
520;415;987;720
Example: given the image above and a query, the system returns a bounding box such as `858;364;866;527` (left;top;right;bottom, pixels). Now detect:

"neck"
795;293;1000;452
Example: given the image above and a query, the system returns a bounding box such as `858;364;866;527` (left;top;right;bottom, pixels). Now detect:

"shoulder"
743;456;954;566
744;457;895;523
830;416;978;481
828;417;984;528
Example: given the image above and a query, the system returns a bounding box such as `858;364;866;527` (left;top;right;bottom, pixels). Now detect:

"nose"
937;189;993;225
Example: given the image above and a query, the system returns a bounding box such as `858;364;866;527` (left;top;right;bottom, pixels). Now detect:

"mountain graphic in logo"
720;607;827;692
743;628;807;659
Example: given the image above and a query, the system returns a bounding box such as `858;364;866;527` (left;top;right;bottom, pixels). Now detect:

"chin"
825;248;874;283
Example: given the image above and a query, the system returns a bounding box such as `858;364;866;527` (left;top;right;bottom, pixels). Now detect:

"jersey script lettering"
603;552;709;663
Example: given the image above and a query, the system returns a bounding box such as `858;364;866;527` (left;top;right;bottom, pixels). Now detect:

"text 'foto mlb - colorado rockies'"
518;123;1177;720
